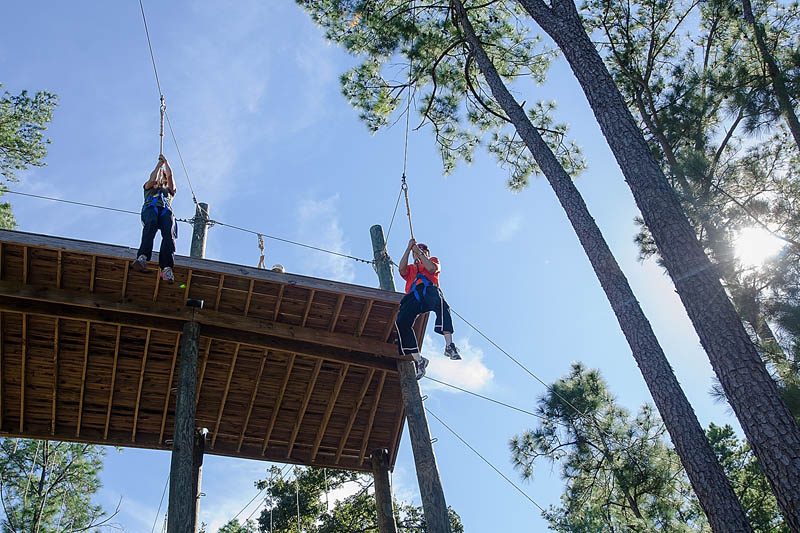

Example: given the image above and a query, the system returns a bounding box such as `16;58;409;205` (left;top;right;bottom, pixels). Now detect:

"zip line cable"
138;0;163;98
137;0;204;213
425;407;545;513
5;189;372;263
423;376;545;420
151;474;169;533
228;463;291;525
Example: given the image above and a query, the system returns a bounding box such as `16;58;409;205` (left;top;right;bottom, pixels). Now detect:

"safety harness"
409;270;434;302
149;189;171;216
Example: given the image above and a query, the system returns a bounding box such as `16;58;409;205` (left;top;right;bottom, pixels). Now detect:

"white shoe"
160;266;174;283
415;357;429;380
444;343;462;360
133;254;149;272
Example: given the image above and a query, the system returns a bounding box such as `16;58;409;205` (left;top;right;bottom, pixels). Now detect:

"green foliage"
296;0;585;189
253;465;462;532
0;438;116;533
705;424;788;532
510;364;708;532
0;83;58;228
216;518;259;532
586;0;800;414
511;365;789;531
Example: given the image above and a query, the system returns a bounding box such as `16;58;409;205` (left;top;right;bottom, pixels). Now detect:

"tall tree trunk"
514;0;800;528
450;2;753;531
741;0;800;151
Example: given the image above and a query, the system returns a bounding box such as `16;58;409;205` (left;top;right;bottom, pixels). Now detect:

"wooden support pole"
190;203;210;259
167;320;200;533
370;225;450;533
371;448;398;533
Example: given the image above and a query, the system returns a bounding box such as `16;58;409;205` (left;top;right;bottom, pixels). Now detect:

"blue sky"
2;1;743;531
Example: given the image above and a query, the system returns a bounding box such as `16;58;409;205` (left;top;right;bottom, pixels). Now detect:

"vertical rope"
402;178;414;240
159;95;166;155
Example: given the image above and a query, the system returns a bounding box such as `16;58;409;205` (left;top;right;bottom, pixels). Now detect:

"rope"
4;190;140;216
159;95;166;155
384;186;404;249
401;177;414;240
425;407;545;512
257;234;266;269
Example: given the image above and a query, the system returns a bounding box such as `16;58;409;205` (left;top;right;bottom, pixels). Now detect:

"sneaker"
160;266;175;283
414;357;429;380
133;254;149;272
445;343;462;360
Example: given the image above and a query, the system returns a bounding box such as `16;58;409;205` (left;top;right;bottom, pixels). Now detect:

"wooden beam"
214;274;225;311
152;269;161;302
286;358;323;457
383;307;401;342
19;313;26;433
261;354;295;455
359;371;386;465
311;363;349;462
89;256;96;293
329;294;345;333
243;279;255;317
159;335;181;444
336;368;375;464
0;294;400;373
76;321;90;437
0;230;403;305
104;325;122;439
0;283;403;361
301;289;316;327
22;246;28;284
120;261;129;298
56;250;63;289
237;350;268;453
211;343;240;448
195;339;212;408
51;318;59;435
273;284;285;321
183;271;193;301
357;300;373;337
132;329;152;442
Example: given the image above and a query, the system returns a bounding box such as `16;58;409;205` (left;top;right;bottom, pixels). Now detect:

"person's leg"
395;292;422;358
135;208;158;269
157;210;176;269
425;287;460;360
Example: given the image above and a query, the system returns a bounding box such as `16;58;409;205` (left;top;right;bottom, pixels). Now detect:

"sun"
734;226;786;267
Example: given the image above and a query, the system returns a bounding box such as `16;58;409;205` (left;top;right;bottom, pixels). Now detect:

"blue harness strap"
150;190;170;216
409;272;433;302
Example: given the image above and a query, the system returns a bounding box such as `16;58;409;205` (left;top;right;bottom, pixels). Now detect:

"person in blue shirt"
133;154;177;282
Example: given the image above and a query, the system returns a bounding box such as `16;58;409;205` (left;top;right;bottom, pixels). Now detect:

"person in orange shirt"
395;238;461;379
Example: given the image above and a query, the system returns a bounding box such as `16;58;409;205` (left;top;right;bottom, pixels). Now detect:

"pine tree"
295;1;752;529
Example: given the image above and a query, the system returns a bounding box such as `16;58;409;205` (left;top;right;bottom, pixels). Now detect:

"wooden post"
370;225;450;533
167;320;200;533
191;428;207;532
190;203;210;259
371;448;398;533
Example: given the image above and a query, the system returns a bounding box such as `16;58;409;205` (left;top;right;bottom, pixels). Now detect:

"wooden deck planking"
0;229;424;472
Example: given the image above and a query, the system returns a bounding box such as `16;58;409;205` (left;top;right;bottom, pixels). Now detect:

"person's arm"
163;157;176;195
144;155;165;189
398;238;415;274
412;246;439;274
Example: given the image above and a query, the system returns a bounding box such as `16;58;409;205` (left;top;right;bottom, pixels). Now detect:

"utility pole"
370;225;450;533
190;203;210;259
167;204;209;533
371;448;398;533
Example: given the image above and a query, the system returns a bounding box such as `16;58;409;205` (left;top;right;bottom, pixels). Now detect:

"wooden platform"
0;230;424;472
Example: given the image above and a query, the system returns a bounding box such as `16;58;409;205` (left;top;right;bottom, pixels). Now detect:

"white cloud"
422;336;494;391
296;194;356;283
494;213;523;242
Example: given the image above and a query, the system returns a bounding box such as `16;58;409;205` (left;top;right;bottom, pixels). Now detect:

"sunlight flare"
734;227;786;267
